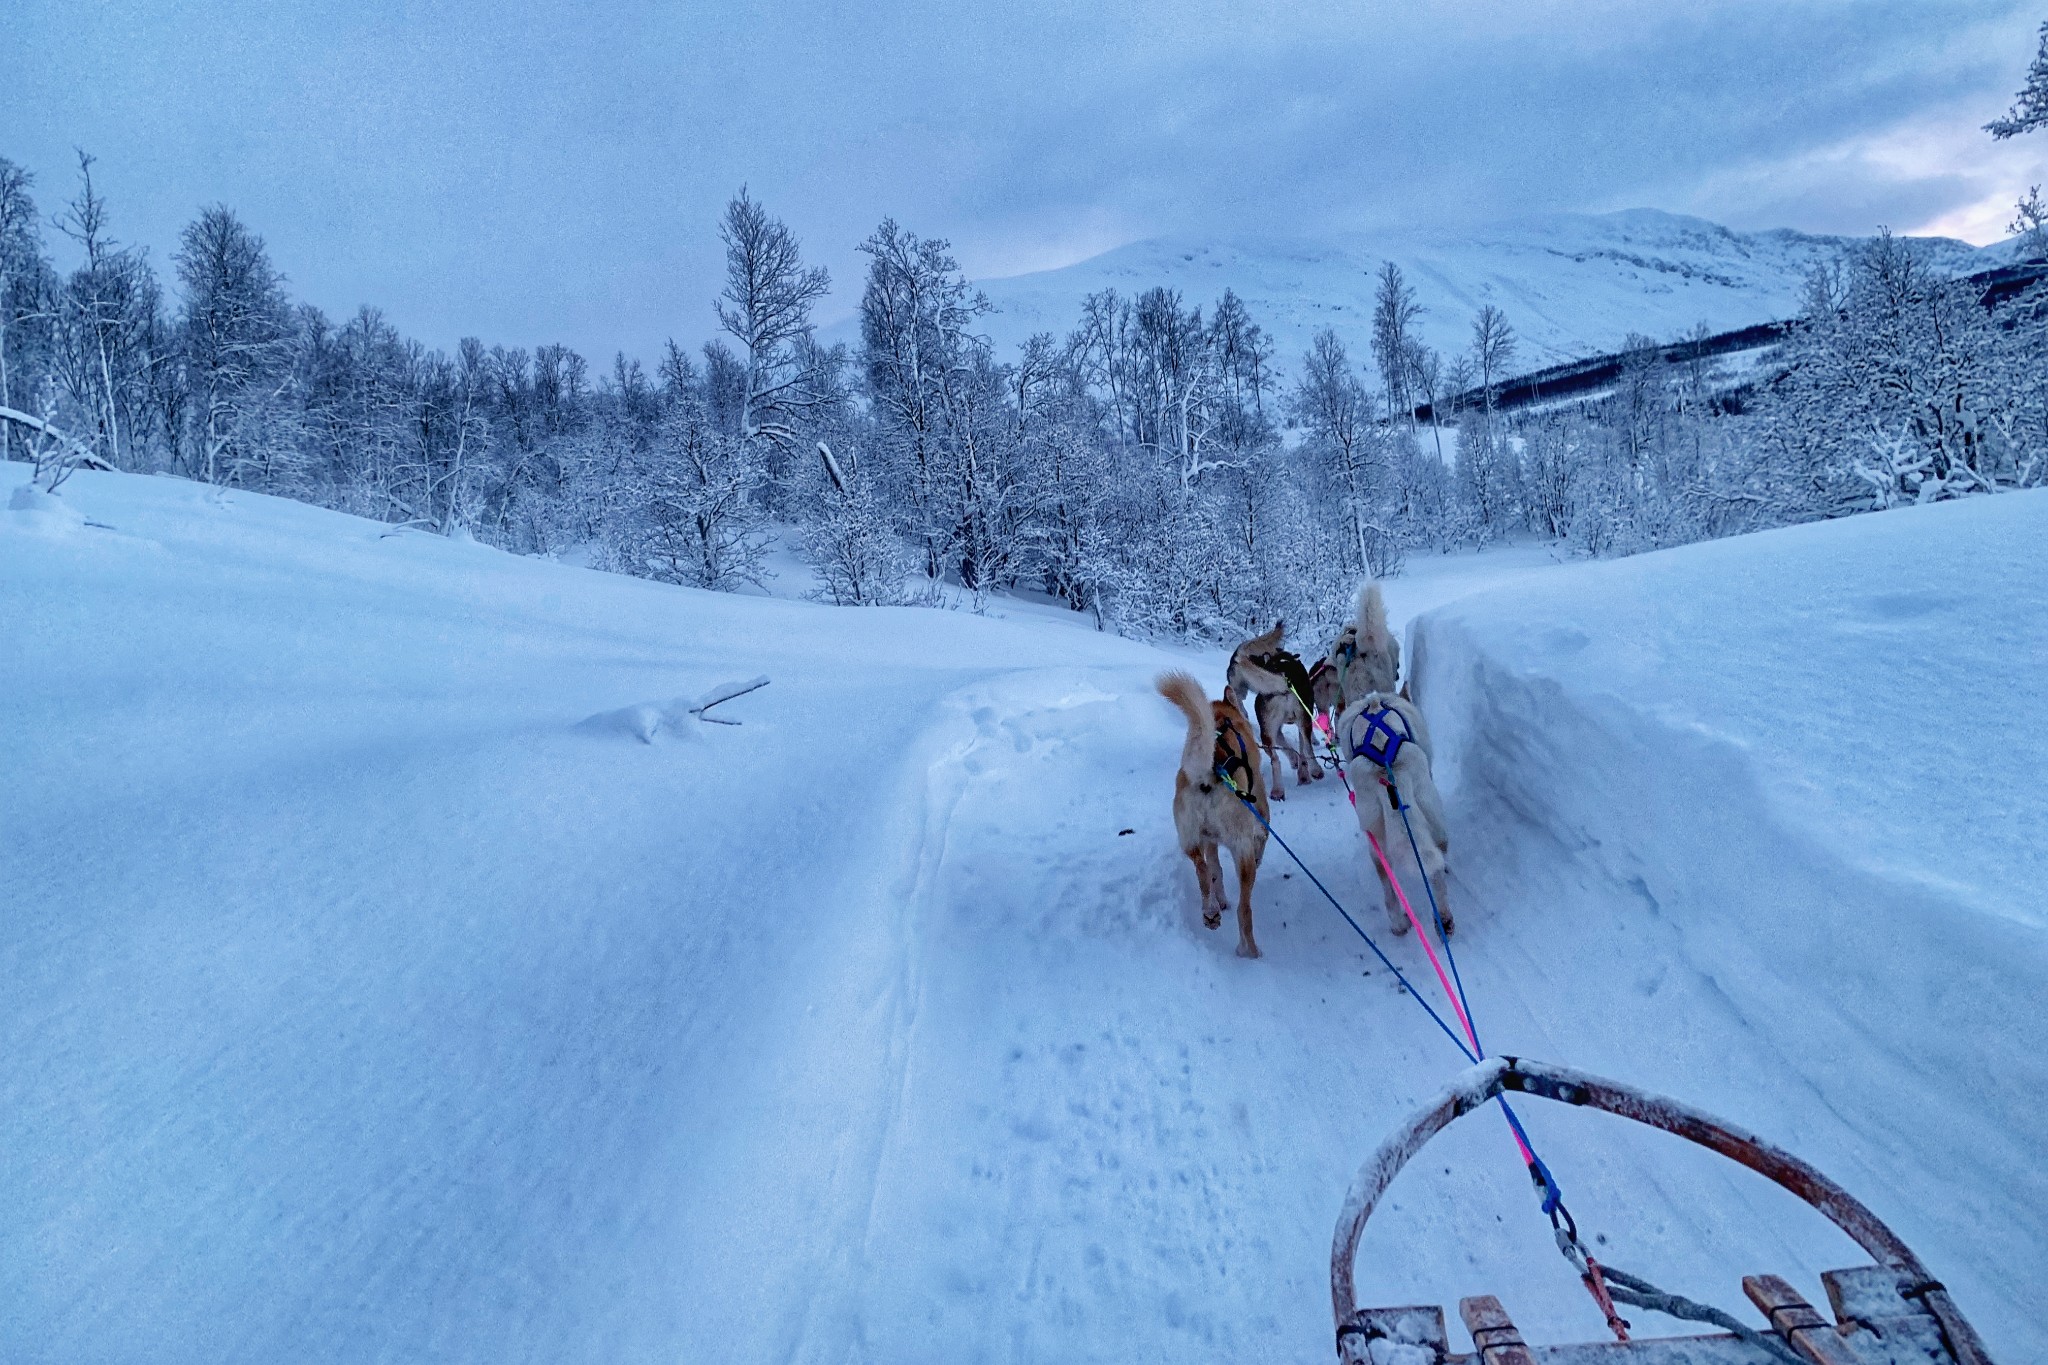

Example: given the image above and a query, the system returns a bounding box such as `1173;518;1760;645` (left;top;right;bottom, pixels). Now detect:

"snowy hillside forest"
4;153;2046;642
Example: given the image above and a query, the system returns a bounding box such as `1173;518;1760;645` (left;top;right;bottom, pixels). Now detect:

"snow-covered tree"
1754;232;2013;511
805;440;908;605
0;158;57;466
1403;339;1449;467
1129;286;1232;491
715;189;830;505
1987;21;2048;139
1291;328;1401;576
619;346;769;590
1458;304;1523;538
2008;185;2047;260
856;218;1025;594
1370;261;1421;420
1208;287;1276;456
174;205;291;484
51;154;164;469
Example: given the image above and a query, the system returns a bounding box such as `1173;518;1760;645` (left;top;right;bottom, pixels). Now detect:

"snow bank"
1411;492;2048;1351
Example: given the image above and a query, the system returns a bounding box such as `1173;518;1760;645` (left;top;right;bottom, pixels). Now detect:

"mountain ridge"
825;209;2009;375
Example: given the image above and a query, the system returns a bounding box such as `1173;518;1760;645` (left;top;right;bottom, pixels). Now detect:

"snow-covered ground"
919;210;1999;374
4;464;2041;1362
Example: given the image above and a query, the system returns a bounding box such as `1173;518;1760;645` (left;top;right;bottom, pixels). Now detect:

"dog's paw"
1269;786;1286;800
1203;909;1223;930
1388;916;1410;936
1236;940;1261;959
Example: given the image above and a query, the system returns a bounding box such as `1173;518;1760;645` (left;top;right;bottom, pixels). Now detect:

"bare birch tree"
715;189;830;501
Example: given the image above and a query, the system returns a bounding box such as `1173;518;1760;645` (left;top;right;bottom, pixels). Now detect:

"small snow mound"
577;698;700;745
7;482;86;535
580;677;771;742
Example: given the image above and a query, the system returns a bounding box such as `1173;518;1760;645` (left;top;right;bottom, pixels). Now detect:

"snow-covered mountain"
942;209;1998;371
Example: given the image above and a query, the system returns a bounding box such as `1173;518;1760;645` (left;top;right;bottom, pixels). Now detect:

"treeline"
1514;231;2048;559
4;152;2045;644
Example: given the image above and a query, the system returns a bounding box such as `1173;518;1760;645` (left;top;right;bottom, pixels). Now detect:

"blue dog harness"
1346;703;1413;810
1347;703;1411;770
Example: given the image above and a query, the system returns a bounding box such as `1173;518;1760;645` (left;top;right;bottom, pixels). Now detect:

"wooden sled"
1331;1058;1994;1364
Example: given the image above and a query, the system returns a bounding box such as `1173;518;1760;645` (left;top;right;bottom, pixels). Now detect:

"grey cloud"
1;0;2039;362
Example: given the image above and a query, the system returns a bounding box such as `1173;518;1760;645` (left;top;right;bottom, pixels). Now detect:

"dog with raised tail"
1225;621;1323;800
1156;670;1270;959
1328;581;1401;710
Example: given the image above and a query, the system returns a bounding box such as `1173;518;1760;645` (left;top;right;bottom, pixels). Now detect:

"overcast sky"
4;1;2044;362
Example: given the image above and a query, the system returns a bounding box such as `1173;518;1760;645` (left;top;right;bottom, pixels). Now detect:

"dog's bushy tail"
1353;581;1391;653
1156;670;1213;780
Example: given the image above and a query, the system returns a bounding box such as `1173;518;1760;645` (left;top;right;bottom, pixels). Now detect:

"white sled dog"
1337;689;1452;937
1157;670;1271;958
1225;622;1323;799
1328;581;1401;708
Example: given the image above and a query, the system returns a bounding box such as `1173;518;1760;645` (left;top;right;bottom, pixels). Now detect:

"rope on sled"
1596;1264;1804;1365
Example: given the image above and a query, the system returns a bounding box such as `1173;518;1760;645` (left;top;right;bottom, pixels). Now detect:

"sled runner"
1331;1058;1994;1365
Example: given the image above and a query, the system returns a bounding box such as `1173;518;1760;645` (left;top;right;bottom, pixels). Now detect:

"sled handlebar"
1330;1057;1991;1365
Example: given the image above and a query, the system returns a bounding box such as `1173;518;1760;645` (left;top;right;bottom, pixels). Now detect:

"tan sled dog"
1225;623;1322;799
1331;582;1401;706
1157;671;1270;958
1336;690;1452;938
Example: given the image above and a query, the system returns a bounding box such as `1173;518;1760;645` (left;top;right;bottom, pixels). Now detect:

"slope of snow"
936;209;1992;371
3;465;2041;1362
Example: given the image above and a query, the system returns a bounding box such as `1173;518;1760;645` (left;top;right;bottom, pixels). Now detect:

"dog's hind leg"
1425;834;1452;936
1370;816;1410;937
1410;783;1453;934
1187;844;1222;929
1255;697;1289;799
1232;846;1261;959
1292;721;1321;783
1377;863;1409;936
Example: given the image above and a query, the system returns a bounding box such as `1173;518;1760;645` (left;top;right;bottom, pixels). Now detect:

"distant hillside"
892;209;2000;375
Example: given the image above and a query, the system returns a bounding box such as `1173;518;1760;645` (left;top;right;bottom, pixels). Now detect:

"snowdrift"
3;463;2041;1362
1410;492;2048;1354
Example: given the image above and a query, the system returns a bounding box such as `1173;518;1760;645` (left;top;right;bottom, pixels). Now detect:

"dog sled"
1331;1058;1994;1365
